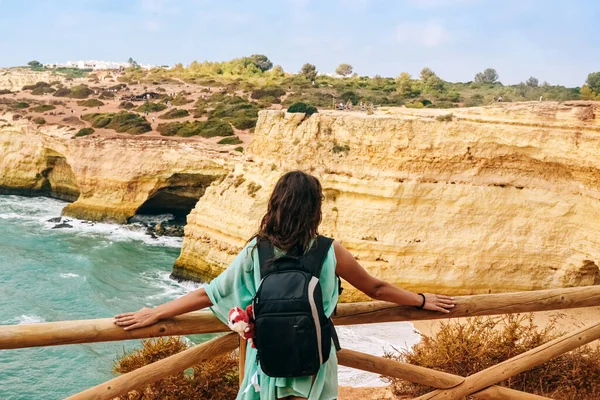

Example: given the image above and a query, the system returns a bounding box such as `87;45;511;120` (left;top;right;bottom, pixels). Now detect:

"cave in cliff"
134;173;218;220
40;151;80;202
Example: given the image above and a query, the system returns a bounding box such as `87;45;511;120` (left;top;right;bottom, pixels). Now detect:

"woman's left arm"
114;287;212;331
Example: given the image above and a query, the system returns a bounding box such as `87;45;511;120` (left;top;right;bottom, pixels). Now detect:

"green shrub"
0;89;12;95
287;102;318;115
98;91;115;99
405;101;425;109
231;117;256;130
234;146;244;152
77;99;104;107
69;85;93;99
251;86;286;99
33;117;46;125
136;101;168;113
53;87;71;97
82;112;151;135
119;101;135;110
75;127;95;137
31;104;56;112
169;93;193;106
13;102;29;109
217;136;242;145
200;119;234;137
159;108;189;119
157;119;234;138
31;86;56;95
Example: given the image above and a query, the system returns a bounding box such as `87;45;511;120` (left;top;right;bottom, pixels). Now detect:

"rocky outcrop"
175;102;600;300
0;114;229;223
0;68;67;91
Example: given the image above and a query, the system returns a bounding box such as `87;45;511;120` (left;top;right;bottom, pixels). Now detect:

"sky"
0;0;598;87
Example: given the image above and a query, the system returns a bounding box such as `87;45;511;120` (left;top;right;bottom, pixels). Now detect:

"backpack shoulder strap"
302;235;334;277
258;238;275;278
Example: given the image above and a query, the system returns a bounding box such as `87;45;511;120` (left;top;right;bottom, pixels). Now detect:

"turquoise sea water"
0;195;200;400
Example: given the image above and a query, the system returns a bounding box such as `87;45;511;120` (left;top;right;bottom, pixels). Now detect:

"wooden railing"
1;286;600;399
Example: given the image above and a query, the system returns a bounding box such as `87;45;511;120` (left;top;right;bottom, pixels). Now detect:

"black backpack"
252;235;341;377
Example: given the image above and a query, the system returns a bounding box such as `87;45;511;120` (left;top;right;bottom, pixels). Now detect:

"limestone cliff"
0;68;67;91
0;114;229;223
175;102;600;300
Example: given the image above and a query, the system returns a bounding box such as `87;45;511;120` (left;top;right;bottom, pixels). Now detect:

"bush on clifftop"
159;108;189;119
114;337;238;400
82;112;151;135
287;102;318;115
136;101;168;113
75;127;95;137
77;99;104;107
385;314;600;399
157;119;234;138
31;104;56;112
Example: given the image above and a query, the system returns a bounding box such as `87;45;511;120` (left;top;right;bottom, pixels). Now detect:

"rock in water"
52;222;73;229
46;217;62;223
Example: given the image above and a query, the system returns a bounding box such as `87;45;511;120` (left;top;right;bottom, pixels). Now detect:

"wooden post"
3;286;600;350
239;338;247;387
65;333;238;400
414;321;600;399
337;349;550;400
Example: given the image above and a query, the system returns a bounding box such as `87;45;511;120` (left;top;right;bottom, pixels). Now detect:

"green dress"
204;237;339;400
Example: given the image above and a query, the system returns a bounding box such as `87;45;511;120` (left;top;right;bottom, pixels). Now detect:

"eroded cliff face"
0;115;228;223
0;69;67;91
175;102;600;300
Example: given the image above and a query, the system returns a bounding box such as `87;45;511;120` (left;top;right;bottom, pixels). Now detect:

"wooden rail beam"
2;286;600;350
65;333;238;400
337;349;551;400
415;321;600;399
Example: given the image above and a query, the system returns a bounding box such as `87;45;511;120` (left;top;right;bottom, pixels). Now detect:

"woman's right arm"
334;241;455;312
114;287;213;331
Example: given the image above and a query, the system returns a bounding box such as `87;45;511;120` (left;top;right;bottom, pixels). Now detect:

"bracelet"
417;293;426;309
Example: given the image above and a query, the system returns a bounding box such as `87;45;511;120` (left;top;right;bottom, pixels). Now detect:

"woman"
115;171;455;400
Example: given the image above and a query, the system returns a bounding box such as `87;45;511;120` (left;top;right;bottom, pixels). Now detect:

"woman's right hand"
422;293;456;313
114;307;160;331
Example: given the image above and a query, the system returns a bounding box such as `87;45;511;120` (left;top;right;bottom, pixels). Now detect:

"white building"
45;60;161;71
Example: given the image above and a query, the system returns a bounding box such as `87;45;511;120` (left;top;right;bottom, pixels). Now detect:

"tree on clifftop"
526;77;539;87
474;68;499;84
335;63;353;77
419;67;445;94
248;54;273;72
396;72;413;97
586;72;600;94
300;63;318;81
27;60;43;68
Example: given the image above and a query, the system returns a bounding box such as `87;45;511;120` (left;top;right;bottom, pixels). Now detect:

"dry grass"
384;314;600;399
114;336;239;400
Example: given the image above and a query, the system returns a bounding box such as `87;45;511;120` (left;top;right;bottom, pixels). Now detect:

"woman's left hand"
114;307;159;331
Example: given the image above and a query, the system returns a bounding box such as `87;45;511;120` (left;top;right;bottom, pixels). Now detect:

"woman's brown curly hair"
254;171;323;255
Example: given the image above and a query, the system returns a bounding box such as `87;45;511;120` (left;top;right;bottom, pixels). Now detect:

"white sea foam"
337;322;421;387
144;270;203;300
4;315;46;325
0;195;183;248
59;273;80;278
45;218;184;248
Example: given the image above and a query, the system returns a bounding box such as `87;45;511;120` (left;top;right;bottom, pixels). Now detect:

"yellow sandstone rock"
0;116;228;223
175;102;600;301
0;68;68;91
